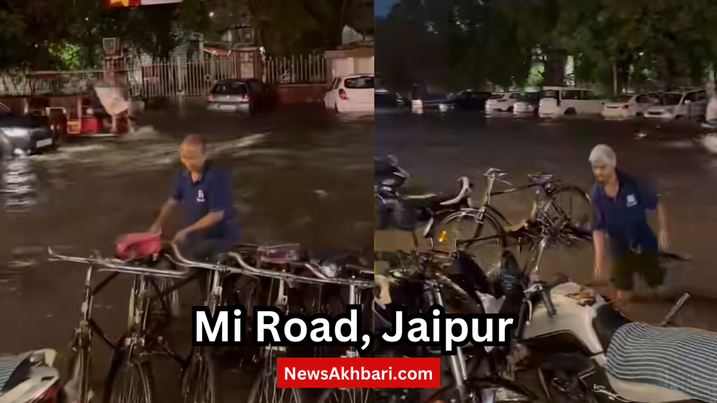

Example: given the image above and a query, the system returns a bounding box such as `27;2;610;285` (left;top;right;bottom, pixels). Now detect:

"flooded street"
375;113;717;329
0;104;373;400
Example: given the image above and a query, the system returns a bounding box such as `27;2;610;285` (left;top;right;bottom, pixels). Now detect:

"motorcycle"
374;155;473;246
502;223;712;403
0;349;62;403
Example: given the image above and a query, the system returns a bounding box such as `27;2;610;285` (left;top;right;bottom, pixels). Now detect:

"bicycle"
47;246;194;403
434;168;591;268
167;244;375;403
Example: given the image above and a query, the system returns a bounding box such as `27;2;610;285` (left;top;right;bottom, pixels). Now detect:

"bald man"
151;135;240;259
589;144;669;304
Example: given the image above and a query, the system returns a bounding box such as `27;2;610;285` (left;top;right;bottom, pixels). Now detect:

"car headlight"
2;128;30;137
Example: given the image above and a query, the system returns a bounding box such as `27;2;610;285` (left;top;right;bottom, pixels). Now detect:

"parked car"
375;89;409;114
703;94;717;128
324;74;374;114
0;101;57;158
206;78;275;115
447;90;492;111
485;92;520;113
601;93;658;119
645;89;708;120
538;86;608;117
512;92;541;116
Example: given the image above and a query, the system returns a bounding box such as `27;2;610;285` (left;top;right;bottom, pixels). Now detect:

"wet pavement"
0;104;373;400
375;112;717;330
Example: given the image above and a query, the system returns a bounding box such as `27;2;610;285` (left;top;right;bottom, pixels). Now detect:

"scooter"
0;349;62;403
511;227;711;403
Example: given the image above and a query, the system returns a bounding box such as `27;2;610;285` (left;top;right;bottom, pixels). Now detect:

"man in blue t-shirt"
589;144;669;304
150;135;240;261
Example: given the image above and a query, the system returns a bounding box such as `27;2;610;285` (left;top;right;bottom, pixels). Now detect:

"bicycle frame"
51;247;197;403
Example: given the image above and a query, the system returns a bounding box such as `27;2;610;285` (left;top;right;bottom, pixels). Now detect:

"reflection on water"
1;153;43;211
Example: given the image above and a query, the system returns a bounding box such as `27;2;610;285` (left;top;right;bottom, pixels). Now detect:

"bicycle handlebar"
46;245;191;279
166;243;374;289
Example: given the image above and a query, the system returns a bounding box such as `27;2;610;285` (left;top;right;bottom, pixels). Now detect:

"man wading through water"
590;144;670;304
150;135;241;302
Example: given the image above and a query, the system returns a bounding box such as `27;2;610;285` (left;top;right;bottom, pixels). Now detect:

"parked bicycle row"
32;238;373;403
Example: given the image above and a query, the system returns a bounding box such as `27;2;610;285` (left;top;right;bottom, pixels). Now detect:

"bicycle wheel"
318;387;372;403
181;349;219;403
247;360;303;403
103;347;156;403
64;345;93;403
434;208;507;273
538;185;591;234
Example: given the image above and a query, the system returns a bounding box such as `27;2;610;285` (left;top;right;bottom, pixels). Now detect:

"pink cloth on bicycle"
115;233;161;260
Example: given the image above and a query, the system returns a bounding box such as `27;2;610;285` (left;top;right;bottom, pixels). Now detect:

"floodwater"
0;104;374;401
375;112;717;329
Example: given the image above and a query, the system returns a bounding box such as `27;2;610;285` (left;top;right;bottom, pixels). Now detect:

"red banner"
276;357;441;389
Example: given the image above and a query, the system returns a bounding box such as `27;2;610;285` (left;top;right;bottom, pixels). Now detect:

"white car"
538;86;608;117
324;74;374;114
601;93;658;119
512;92;541;115
485;93;520;113
645;89;708;120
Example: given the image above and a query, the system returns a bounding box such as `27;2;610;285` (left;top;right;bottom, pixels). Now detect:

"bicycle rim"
104;350;156;403
247;360;303;403
182;350;218;403
539;186;591;229
437;211;506;272
318;388;372;403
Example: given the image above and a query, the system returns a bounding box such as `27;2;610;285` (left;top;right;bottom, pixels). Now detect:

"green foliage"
378;0;717;92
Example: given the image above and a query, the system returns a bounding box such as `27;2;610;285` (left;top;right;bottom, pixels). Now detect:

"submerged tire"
103;347;156;403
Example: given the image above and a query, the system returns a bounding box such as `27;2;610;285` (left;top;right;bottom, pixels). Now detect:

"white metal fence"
263;54;326;85
0;53;326;99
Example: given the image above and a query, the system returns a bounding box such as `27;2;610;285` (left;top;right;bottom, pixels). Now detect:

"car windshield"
541;90;559;99
211;82;247;95
614;95;634;102
344;76;374;89
489;94;504;100
659;93;682;106
517;92;539;101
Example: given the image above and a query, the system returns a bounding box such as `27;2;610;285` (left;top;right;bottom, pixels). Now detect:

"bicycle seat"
404;177;471;209
258;244;302;264
527;172;554;185
483;168;508;178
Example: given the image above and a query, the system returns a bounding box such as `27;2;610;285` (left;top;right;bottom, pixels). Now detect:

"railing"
0;52;327;98
263;54;326;85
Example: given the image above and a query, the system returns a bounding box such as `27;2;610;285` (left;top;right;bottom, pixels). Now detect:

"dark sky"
375;0;396;17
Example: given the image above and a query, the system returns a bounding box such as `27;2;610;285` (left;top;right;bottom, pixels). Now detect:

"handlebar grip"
541;287;556;317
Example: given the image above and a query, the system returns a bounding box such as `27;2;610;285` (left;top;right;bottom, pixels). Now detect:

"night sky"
375;0;397;17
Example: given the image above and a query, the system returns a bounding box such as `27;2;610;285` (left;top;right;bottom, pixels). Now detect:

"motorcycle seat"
403;177;471;209
606;322;717;403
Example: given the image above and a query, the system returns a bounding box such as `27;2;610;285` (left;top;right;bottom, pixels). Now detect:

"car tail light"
339;89;348;100
30;381;60;403
208;95;216;102
622;104;629;109
241;93;249;101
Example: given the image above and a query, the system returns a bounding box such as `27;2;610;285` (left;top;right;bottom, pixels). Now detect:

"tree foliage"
378;0;717;93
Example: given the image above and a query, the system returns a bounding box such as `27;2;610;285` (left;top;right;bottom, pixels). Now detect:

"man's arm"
152;198;178;232
590;186;607;279
640;179;669;248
